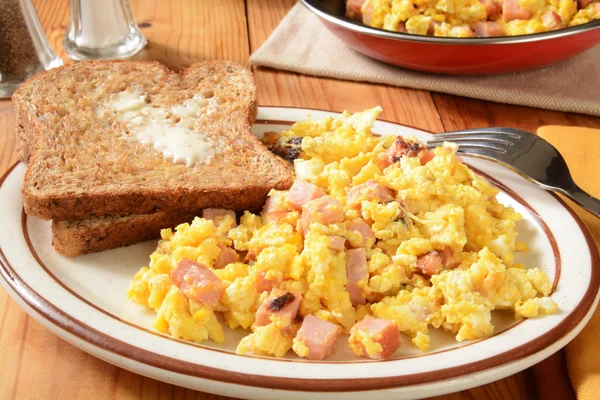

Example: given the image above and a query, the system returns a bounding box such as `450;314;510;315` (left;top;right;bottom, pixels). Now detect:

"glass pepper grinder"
63;0;147;61
0;0;63;98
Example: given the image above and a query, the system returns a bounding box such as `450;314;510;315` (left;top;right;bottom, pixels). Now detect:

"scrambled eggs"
127;107;557;360
346;0;599;37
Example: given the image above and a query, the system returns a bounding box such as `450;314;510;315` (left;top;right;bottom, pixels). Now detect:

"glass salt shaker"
0;0;63;98
63;0;147;60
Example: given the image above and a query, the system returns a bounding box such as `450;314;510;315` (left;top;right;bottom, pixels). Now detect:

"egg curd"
347;0;599;37
127;107;557;360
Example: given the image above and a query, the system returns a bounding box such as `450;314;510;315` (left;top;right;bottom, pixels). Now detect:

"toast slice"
51;211;199;257
14;60;292;220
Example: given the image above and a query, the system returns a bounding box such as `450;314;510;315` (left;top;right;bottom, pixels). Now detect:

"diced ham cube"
419;149;435;165
329;235;347;251
255;271;281;294
346;284;364;308
346;248;369;306
346;0;367;21
262;191;290;223
214;244;239;269
244;249;257;263
202;208;236;228
479;0;502;20
255;289;302;327
347;180;394;208
578;0;593;8
376;152;393;169
347;219;374;248
171;259;225;307
288;180;326;210
439;247;460;269
300;196;344;235
265;210;288;223
415;247;460;276
415;251;443;276
474;21;505;37
502;0;531;22
349;316;401;359
294;315;341;360
542;11;563;30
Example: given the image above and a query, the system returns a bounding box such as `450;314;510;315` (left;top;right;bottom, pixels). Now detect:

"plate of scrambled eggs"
1;106;598;399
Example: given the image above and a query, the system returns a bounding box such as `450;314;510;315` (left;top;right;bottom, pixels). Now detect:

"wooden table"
1;1;598;399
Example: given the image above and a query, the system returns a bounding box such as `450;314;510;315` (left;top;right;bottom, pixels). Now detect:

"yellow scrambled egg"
127;107;557;358
354;0;598;37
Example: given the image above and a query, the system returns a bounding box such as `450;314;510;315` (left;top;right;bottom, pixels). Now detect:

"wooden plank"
245;0;445;133
0;102;17;172
432;93;600;131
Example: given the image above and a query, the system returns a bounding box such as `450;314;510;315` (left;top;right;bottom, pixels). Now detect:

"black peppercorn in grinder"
0;0;62;98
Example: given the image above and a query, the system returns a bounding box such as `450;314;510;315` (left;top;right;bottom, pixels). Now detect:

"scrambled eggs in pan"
346;0;600;37
127;108;557;360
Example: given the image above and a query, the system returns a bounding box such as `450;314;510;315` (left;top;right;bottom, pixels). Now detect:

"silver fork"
426;128;600;218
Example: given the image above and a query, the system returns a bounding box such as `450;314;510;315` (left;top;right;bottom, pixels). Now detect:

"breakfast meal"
14;60;292;256
346;0;600;37
13;59;557;360
127;107;557;360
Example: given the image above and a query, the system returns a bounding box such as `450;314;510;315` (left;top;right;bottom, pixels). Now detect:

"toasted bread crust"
51;210;199;257
15;60;291;220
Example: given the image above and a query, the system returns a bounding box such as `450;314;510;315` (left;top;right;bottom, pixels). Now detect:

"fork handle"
561;185;600;219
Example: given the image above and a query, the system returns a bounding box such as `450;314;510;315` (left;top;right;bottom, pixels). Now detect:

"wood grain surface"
0;0;598;399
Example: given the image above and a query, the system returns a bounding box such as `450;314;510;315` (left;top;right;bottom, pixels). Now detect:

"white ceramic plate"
1;106;598;400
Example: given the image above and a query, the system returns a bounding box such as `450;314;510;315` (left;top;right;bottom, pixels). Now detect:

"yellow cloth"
537;126;600;400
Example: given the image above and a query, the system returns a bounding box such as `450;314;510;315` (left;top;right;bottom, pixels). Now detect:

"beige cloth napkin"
250;3;600;116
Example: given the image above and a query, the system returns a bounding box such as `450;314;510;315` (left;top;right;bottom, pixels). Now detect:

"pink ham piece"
419;149;435;165
262;191;290;223
474;21;505;37
214;244;239;269
541;11;563;30
479;0;502;19
288;180;326;210
202;209;236;228
502;0;531;22
347;180;395;208
415;247;460;276
300;196;344;235
346;0;367;21
294;315;341;360
346;248;369;306
255;289;302;327
171;259;225;307
255;271;282;294
349;316;402;359
347;219;374;248
329;235;347;251
265;210;288;223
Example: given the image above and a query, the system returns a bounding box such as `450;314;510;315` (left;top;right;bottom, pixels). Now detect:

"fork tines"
426;128;526;153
